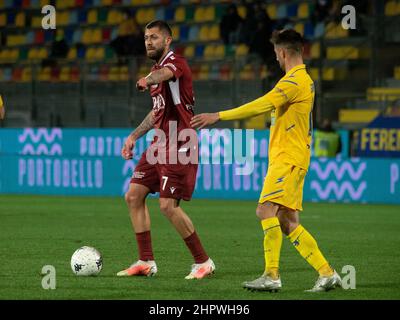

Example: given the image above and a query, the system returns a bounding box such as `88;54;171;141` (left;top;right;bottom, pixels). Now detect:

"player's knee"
159;200;174;218
280;221;298;235
124;192;143;208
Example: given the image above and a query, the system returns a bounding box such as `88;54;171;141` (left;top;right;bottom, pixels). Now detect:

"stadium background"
0;0;400;300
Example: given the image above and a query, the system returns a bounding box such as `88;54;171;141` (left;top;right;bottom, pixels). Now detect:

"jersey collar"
286;64;306;75
157;50;174;66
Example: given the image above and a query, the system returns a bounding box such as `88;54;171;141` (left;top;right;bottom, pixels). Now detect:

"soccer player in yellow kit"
191;29;342;292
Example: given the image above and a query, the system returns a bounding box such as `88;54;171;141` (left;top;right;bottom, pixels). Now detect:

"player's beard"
147;46;165;62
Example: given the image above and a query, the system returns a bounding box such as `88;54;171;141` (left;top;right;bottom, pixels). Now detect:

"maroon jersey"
149;51;195;155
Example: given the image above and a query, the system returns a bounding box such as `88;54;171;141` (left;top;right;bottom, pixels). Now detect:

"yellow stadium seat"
10;49;19;61
60;67;71;82
40;0;50;7
171;25;180;41
203;6;215;21
198;64;209;80
38;48;48;59
209;24;220;41
67;47;77;60
15;12;25;27
327;46;370;59
21;67;32;82
109;66;119;81
294;22;304;35
119;66;129;81
138;65;150;78
0;13;6;27
385;0;398;16
237;6;246;18
92;29;102;43
194;7;205;22
175;7;185;22
203;45;215;59
310;42;320;58
367;87;400;101
32;16;42;28
184;45;195;58
199;25;209;41
28;48;39;60
214;45;225;59
85;47;96;60
88;9;98;24
325;22;349;39
266;3;277;18
145;8;155;22
240;64;254;80
38;67;51;82
297;3;309;18
235;44;248;57
82;29;92;44
57;11;69;27
135;8;146;24
395;66;400;80
95;47;105;60
339;109;379;123
102;0;112;5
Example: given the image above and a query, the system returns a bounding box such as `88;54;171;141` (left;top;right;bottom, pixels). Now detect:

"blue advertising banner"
0;128;399;204
356;116;400;158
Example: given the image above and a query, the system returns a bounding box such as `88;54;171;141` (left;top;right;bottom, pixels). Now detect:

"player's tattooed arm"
129;111;155;141
136;68;174;91
122;111;155;160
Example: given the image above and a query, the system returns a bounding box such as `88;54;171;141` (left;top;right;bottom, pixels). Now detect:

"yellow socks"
288;224;334;277
261;217;282;279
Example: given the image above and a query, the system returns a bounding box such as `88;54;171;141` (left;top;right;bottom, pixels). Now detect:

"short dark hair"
270;29;304;54
145;20;172;37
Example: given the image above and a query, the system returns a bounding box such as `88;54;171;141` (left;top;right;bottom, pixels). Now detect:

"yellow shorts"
258;162;307;211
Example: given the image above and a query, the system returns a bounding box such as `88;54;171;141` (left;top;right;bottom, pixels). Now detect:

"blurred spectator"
314;119;342;157
219;4;243;45
110;9;145;61
50;34;69;59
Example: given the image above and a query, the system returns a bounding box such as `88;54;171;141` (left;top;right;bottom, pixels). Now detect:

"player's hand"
190;113;220;129
121;136;136;160
136;77;148;91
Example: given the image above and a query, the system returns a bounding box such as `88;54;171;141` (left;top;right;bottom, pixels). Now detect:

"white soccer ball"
70;246;103;276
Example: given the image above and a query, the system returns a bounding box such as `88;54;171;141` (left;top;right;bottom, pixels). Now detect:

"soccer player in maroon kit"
117;20;215;279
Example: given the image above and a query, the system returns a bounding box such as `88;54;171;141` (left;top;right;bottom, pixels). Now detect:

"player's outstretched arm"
190;94;275;129
136;67;174;91
121;111;155;160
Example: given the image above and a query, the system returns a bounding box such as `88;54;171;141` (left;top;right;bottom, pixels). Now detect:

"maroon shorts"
130;152;198;201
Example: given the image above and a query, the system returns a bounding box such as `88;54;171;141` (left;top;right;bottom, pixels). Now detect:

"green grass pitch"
1;195;399;300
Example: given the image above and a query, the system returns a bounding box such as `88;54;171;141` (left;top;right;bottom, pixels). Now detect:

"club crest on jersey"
170;187;176;194
152;94;165;113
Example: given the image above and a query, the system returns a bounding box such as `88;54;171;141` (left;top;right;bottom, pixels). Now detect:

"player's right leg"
117;183;157;277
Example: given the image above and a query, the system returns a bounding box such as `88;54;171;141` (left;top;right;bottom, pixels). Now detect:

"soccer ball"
70;246;103;276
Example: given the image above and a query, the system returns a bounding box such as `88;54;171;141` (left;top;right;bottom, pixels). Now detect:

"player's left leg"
242;201;283;292
159;197;215;279
278;208;342;292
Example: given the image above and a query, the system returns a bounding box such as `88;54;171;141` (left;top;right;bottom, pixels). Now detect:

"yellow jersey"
219;63;315;171
267;64;314;170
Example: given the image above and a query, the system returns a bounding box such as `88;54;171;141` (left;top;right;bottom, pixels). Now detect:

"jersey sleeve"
163;57;184;80
265;78;300;108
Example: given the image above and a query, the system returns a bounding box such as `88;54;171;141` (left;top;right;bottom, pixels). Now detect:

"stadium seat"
102;28;111;42
266;3;277;18
297;2;309;18
235;44;248;57
179;24;189;41
188;25;199;41
239;64;254;80
75;0;85;7
12;67;23;82
327;46;370;59
95;47;105;60
184;45;195;58
190;64;200;80
78;10;87;24
22;0;31;8
339;109;379;123
88;9;98;24
395;66;400;80
310;42;320;58
28;47;39;60
102;0;112;5
314;22;325;38
294;22;304;36
92;28;102;43
367;87;400;101
198;64;209;80
77;45;86;58
85;47;96;60
194;7;205;22
155;7;165;20
26;31;35;44
385;0;398;16
204;6;215;21
276;4;287;19
7;12;15;25
0;13;6;27
57;11;70;27
287;3;298;17
185;6;194;21
67;47;77;59
72;29;82;43
208;24;220;41
70;66;80;81
203;45;214;59
237;5;246;19
21;67;32;82
304;22;314;39
214;44;225;59
215;4;224;20
15;11;25;27
325;22;349;39
195;45;205;58
44;30;53;43
82;29;92;44
219;64;232;81
171;25;180;41
198;25;209;41
174;6;185;22
105;46;114;59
